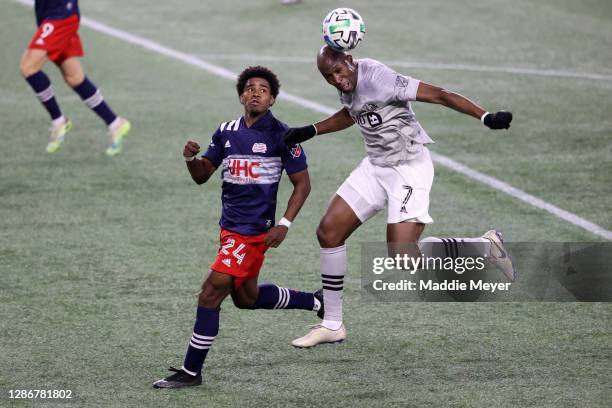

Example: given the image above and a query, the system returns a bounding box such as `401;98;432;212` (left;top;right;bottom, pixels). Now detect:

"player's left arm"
265;169;311;248
416;82;513;129
283;108;355;147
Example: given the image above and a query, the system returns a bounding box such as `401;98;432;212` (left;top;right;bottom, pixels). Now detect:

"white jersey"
339;58;434;167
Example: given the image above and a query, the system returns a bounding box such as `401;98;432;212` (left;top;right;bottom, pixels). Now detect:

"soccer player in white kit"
284;46;515;348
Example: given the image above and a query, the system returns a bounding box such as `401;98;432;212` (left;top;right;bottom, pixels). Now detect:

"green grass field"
1;0;611;406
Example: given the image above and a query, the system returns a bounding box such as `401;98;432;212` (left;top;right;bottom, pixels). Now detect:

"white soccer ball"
322;8;365;52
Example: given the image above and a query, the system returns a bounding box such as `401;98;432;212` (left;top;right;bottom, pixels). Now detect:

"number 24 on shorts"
220;238;246;265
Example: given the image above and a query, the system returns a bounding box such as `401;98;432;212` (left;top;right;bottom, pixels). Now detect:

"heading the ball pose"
284;46;515;348
153;66;322;389
20;0;130;155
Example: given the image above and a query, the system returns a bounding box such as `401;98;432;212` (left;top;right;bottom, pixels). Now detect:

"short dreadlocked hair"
236;66;280;98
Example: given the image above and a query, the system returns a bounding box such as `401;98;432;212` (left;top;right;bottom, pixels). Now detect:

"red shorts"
210;228;269;288
28;15;83;65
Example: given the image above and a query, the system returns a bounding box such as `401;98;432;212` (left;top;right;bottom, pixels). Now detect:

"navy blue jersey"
35;0;79;26
202;111;308;236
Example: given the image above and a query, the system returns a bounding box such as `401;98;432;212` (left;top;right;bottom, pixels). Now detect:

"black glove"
483;111;513;130
283;125;317;147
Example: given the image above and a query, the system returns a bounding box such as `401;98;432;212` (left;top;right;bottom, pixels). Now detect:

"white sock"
52;115;66;127
108;117;121;132
320;245;346;330
322;319;342;330
419;237;491;258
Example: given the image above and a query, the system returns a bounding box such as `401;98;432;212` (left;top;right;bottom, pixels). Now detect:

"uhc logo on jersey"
229;158;261;179
222;155;282;185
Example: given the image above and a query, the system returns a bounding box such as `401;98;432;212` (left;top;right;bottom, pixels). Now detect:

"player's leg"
419;231;515;281
59;56;130;156
231;276;322;313
230;234;322;312
316;193;362;326
20;48;71;153
387;221;426;243
291;196;362;348
383;147;513;278
153;270;233;389
293;158;384;348
20;49;56;117
387;221;426;260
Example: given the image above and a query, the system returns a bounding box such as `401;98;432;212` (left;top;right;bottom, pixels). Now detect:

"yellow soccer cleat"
483;229;515;281
105;117;131;156
46;118;72;154
291;324;346;349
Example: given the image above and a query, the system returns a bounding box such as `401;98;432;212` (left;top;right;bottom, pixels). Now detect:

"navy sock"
252;283;315;310
25;71;62;120
182;306;219;375
72;77;117;125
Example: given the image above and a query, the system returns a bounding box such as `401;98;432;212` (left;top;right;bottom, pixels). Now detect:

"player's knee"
232;297;255;310
198;277;232;308
63;72;84;87
316;219;343;248
19;58;38;78
198;289;224;309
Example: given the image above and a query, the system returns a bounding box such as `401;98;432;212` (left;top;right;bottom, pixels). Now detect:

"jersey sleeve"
370;62;420;104
202;128;224;167
280;142;308;175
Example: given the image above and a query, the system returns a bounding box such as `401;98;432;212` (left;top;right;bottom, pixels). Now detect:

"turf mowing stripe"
193;54;612;82
13;0;612;240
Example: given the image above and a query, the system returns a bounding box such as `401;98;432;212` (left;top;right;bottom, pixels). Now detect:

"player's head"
237;66;280;115
317;45;357;93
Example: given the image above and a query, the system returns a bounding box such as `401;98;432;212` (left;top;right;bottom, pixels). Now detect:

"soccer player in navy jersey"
153;66;321;389
20;0;130;155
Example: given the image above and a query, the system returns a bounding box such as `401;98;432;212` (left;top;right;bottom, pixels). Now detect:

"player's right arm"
283;107;354;146
183;140;216;184
415;82;512;130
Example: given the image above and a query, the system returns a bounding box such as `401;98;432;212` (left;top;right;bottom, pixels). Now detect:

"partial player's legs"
153;270;232;389
316;194;361;328
387;221;425;249
154;273;325;388
59;58;131;156
230;277;321;312
419;230;515;281
20;49;72;153
291;194;362;348
155;225;326;388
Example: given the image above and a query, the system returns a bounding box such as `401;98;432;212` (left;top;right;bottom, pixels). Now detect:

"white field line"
14;0;612;240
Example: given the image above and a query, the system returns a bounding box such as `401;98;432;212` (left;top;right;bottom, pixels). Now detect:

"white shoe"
482;230;515;281
46;118;72;154
291;324;346;348
106;117;131;156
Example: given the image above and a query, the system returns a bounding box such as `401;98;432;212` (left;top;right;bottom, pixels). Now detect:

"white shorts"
336;147;434;224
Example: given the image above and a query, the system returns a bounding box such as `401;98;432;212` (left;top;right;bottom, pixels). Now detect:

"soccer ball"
322;8;365;52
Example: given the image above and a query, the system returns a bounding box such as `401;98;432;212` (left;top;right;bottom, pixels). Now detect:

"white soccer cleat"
482;229;515;281
291;324;346;349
